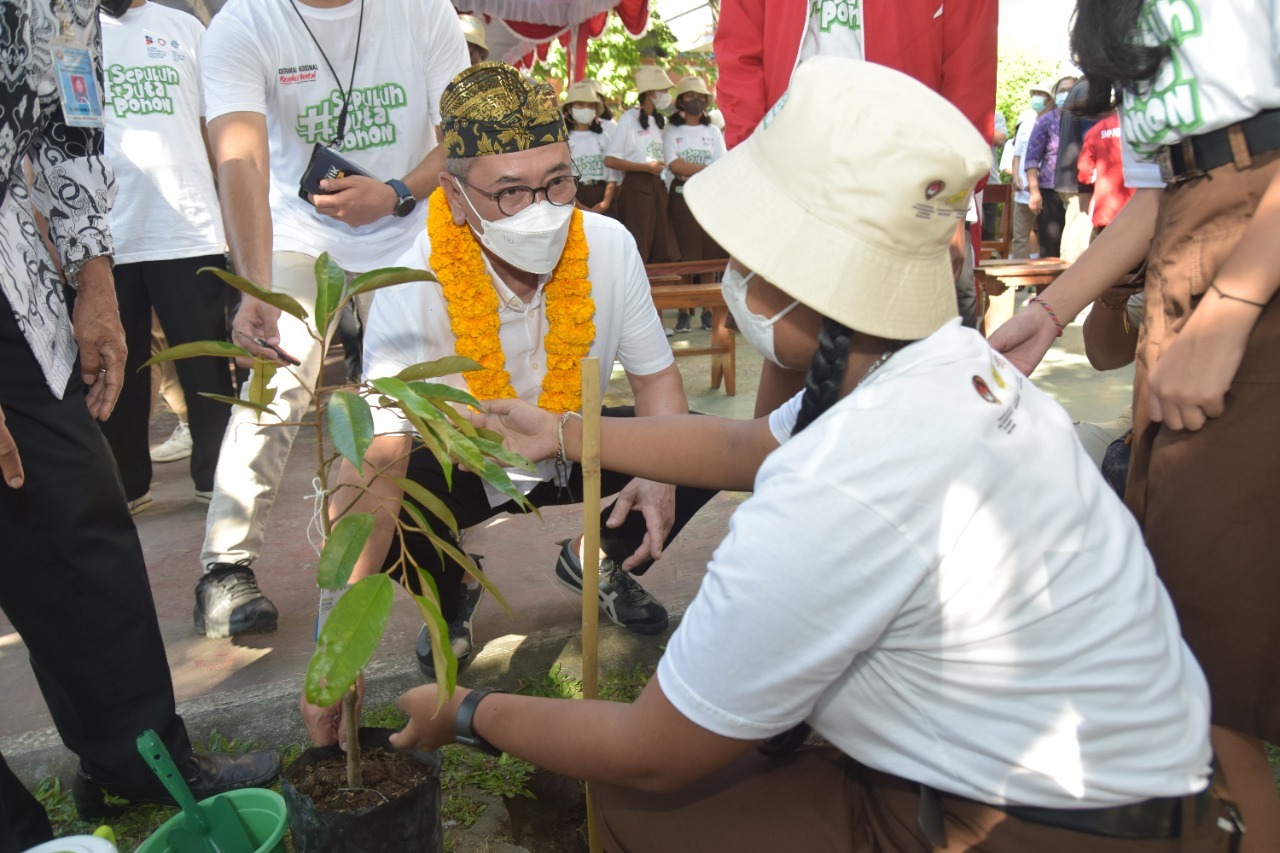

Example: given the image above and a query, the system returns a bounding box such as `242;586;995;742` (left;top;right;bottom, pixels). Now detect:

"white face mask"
455;180;574;275
570;107;597;126
721;267;800;367
650;92;672;111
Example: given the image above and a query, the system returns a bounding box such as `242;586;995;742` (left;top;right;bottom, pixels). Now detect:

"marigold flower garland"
426;188;594;413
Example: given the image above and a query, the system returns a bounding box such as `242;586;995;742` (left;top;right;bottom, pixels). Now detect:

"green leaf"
347;266;438;298
304;575;394;707
141;340;249;368
410;580;457;698
327;391;375;472
197;392;275;416
434;397;479;438
201;266;309;321
395;356;483;382
247;361;278;410
477;458;536;510
471;436;537;473
393;476;459;534
408;381;483;409
312;253;346;338
316;513;375;589
423;528;511;616
369;377;448;425
403;410;453;490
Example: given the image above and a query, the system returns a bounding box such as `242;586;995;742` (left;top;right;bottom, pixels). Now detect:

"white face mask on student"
721;267;800;367
650;92;673;112
570;107;597;126
455;181;574;275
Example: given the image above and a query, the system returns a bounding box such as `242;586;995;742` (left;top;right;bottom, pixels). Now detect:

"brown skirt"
616;171;680;263
669;179;727;265
576;181;617;219
1126;147;1280;743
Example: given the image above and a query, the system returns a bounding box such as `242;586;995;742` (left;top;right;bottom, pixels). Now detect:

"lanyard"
289;0;365;147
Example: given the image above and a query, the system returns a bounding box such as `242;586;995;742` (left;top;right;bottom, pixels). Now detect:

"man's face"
444;142;574;231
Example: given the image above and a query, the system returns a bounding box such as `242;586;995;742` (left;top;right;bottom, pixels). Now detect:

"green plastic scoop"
136;731;254;853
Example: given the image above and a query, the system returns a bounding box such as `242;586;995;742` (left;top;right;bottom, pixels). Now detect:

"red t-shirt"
1077;114;1135;228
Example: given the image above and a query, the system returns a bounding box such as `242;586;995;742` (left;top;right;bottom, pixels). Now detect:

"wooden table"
975;258;1071;335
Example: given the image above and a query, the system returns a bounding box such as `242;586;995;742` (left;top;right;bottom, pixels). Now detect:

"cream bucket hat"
673;76;711;98
562;81;601;106
633;65;674;95
459;14;487;51
684;57;990;341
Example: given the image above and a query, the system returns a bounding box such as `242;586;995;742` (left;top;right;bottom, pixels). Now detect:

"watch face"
394;195;415;217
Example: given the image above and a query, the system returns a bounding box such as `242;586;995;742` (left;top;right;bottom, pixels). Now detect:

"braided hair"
792;318;856;435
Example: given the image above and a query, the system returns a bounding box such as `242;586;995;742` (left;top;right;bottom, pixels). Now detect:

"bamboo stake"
578;357;603;853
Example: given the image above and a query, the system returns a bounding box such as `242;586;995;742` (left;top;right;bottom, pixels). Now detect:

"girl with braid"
392;60;1237;852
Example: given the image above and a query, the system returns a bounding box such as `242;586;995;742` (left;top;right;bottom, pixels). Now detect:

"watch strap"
454;687;504;756
386;178;416;217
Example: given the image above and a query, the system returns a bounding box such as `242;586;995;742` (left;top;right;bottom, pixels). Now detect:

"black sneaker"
554;539;668;635
674;312;691;333
417;579;486;681
194;562;278;639
73;749;281;821
700;309;714;331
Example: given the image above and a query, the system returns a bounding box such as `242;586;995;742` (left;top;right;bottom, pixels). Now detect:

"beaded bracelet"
1030;297;1064;337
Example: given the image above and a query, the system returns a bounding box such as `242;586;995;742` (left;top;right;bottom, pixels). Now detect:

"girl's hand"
1147;291;1260;431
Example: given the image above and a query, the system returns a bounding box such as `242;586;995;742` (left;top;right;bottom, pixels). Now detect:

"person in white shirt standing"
664;75;726;332
97;0;232;515
193;0;468;639
563;81;619;216
604;65;679;264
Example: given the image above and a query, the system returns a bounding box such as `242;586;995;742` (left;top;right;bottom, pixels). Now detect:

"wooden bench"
648;279;735;396
980;182;1015;260
644;260;735;396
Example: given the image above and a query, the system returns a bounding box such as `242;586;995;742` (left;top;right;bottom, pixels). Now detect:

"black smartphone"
250;336;302;366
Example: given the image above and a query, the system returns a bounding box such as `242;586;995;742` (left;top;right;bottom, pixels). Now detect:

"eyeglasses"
456;174;581;216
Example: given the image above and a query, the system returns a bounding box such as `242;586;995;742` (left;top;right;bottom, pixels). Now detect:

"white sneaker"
128;492;154;515
194;489;213;505
150;422;192;463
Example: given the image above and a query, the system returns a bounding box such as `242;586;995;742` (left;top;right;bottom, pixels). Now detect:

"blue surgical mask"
1029;94;1048;112
1055;92;1068;109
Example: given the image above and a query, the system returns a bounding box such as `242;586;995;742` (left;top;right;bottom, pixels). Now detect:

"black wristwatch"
386;178;417;218
454;687;504;756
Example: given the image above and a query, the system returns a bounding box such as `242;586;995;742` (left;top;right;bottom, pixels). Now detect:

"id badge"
51;39;105;128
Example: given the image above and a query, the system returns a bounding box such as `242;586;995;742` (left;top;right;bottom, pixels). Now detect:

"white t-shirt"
101;2;224;264
568;129;619;184
1122;0;1280;153
662;320;1213;808
662;121;726;177
363;211;674;506
1009;109;1040;205
201;0;468;272
798;0;866;64
604;107;666;167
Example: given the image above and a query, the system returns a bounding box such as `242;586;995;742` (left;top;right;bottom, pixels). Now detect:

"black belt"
1157;107;1280;183
920;783;1218;844
1002;788;1215;840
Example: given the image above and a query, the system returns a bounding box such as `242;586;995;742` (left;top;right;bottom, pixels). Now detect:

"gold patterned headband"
440;62;568;158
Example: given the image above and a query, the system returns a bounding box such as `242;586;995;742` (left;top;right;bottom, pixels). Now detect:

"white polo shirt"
663;319;1213;808
363;210;673;505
